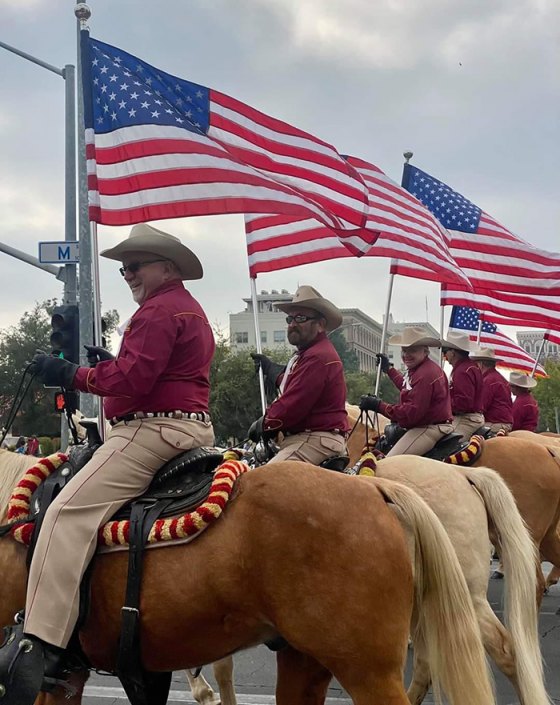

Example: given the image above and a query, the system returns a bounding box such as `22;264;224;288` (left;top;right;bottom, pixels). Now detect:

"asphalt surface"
81;561;560;704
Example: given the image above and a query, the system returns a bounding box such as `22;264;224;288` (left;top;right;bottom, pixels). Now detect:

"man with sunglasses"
250;285;349;465
18;224;215;696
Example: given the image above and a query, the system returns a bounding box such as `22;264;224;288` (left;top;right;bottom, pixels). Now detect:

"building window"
260;331;267;344
235;331;248;344
273;330;286;343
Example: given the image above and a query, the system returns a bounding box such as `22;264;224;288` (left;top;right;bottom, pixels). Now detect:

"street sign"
38;241;79;264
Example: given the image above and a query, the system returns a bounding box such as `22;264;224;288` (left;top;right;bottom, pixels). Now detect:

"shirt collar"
144;278;183;303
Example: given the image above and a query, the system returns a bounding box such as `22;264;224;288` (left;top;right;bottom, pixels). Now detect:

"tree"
345;371;399;405
533;361;560;431
328;329;359;373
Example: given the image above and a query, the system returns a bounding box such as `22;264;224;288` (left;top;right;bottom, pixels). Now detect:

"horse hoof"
490;571;504;580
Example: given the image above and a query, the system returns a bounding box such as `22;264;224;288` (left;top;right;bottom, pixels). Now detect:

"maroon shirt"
449;357;483;415
264;332;349;434
480;367;513;424
512;390;539;431
379;357;452;428
73;280;215;418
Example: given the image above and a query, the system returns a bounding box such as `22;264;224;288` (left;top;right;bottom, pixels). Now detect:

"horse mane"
0;449;38;519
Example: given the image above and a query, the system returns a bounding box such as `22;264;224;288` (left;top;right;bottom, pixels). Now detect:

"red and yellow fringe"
444;435;483;466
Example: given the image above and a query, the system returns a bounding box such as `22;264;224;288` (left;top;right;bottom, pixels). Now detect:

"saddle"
377;423;468;462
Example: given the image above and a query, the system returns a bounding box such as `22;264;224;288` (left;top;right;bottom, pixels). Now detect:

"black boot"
0;622;72;704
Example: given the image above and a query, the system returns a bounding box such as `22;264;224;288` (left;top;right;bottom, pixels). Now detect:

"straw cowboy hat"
441;331;472;352
275;285;343;332
469;347;502;362
388;326;441;348
100;223;203;280
509;371;537;389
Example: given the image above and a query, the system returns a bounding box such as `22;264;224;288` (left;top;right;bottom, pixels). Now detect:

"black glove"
29;351;78;388
359;395;382;413
375;353;392;373
248;416;264;443
84;344;115;367
250;353;285;382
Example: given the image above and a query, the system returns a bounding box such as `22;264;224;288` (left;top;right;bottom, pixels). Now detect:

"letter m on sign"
58;245;71;260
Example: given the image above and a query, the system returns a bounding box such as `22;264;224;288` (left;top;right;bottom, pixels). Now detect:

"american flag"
545;330;560;347
403;165;560;296
440;285;560;329
245;155;471;287
449;306;546;377
81;33;370;233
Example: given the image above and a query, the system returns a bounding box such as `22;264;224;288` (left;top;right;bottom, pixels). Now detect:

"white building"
516;330;559;362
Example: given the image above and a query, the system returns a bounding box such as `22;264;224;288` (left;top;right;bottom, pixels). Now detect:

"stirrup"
0;623;44;705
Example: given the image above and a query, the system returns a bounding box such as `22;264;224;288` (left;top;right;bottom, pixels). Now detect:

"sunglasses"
119;259;168;276
285;315;319;324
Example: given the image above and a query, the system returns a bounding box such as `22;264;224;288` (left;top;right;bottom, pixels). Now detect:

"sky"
0;0;558;346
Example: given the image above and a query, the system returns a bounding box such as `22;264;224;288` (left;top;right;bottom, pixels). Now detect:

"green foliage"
101;309;120;352
533;361;560;431
38;436;54;455
345;371;400;405
328;329;359;373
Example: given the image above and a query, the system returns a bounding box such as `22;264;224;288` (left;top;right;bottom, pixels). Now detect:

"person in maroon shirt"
24;224;215;690
441;331;484;441
470;347;513;433
360;327;453;456
510;371;539;431
250;285;349;465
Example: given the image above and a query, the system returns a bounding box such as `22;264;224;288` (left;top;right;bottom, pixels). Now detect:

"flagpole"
476;319;483;345
374;273;394;395
249;277;267;413
530;337;547;377
440;299;445;366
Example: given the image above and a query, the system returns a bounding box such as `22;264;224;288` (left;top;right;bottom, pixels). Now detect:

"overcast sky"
1;0;558;345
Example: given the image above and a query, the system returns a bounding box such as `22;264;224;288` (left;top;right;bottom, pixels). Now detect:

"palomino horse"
347;407;560;599
0;449;495;705
344;406;553;705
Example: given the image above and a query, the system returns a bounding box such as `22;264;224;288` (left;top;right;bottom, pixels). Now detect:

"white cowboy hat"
274;285;343;332
469;347;502;362
441;331;472;353
100;223;203;280
509;371;537;389
388;326;441;348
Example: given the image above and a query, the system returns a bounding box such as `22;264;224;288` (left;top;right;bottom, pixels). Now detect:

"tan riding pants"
452;412;485;442
488;422;513;434
267;431;347;465
24;417;214;648
386;423;453;457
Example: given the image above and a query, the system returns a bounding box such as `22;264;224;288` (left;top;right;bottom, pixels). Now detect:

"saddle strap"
116;498;173;705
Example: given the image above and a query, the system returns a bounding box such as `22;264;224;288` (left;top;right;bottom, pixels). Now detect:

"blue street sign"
38;241;79;264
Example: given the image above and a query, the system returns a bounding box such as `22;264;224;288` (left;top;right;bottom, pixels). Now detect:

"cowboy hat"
441;331;472;353
388;327;441;348
100;224;203;280
469;347;502;362
509;371;537;389
274;285;343;332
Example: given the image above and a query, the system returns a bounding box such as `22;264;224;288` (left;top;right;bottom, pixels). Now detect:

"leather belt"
109;411;211;427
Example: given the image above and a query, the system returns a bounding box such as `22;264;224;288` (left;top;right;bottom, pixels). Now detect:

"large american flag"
545;330;560;347
403;165;560;296
81;33;370;234
449;306;546;377
245;156;471;286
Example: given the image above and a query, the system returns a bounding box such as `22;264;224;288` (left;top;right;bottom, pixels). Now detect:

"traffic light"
50;304;80;364
54;390;78;413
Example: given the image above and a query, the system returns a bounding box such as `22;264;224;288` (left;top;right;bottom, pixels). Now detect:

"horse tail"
458;466;551;705
370;477;495;705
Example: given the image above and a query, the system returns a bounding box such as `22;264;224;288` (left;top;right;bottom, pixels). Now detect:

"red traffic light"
54;391;66;412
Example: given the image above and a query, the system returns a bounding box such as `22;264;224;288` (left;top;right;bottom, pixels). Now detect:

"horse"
347;406;560;598
0;449;495;705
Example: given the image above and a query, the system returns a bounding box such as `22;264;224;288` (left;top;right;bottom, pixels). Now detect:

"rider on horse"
359;327;453;456
470;347;513;433
441;331;485;442
249;285;349;465
510;371;540;432
13;224;215;698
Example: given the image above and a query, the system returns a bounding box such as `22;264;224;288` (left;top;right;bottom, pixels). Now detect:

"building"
516;331;559;363
386;315;441;371
229;290;385;373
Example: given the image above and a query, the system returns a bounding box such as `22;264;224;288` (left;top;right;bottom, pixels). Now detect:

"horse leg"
539;524;560;593
545;564;560;590
213;656;236;705
42;669;88;704
406;629;431;705
473;599;520;695
276;647;332;705
186;668;221;705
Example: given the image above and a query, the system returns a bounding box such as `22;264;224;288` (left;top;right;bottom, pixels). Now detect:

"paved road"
82;561;560;704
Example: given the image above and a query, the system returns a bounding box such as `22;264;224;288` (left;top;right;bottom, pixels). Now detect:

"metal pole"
0;39;63;76
75;2;95;417
440;300;445;366
250;277;267;413
530;338;547;377
374;273;394;395
476;319;483;345
0;242;61;277
91;223;106;439
555;406;560;435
